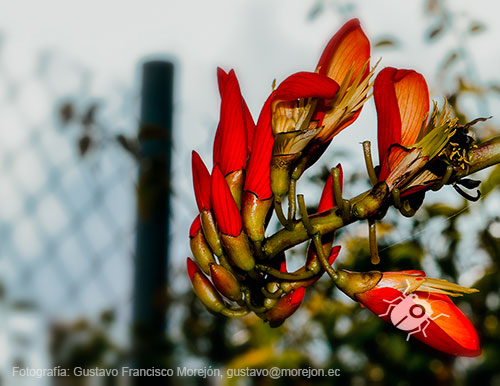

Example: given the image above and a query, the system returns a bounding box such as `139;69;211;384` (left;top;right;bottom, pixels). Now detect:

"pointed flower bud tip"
210;264;241;301
189;215;202;238
186;257;199;281
329;245;341;265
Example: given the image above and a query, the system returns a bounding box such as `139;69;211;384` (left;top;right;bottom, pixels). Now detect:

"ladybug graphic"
378;280;449;341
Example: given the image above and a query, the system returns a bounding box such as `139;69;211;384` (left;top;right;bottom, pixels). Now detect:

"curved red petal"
192;151;211;211
419;292;480;355
357;287;480;356
214;69;248;175
189;215;202;238
374;67;402;181
272;71;339;108
316;18;370;85
393;70;429;147
375;68;430;181
244;95;274;200
318;163;343;212
210;165;242;236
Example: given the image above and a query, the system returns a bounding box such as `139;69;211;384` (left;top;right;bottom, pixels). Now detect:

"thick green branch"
458;136;500;177
262;136;500;258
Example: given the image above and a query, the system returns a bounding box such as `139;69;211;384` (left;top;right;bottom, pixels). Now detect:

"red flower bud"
335;270;480;356
210;165;242;237
192;151;211;211
244;95;274;201
265;287;306;327
186;257;199;281
189;216;216;275
213;69;248;177
187;258;225;313
210;264;241;301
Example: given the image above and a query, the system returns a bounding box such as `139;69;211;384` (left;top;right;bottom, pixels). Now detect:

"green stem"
399;200;416;217
460;136;500;176
288;178;297;222
274;197;291;230
263;183;388;258
255;264;317;280
262;137;500;258
362;141;379;186
432;165;453;191
261;287;283;299
368;219;380;265
312;233;337;280
221;307;249;318
332;167;350;222
243;288;267;314
392;188;401;209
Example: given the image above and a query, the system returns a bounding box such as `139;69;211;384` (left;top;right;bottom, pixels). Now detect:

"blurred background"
1;0;500;385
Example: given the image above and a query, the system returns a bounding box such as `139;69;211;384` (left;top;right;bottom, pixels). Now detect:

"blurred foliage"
58;99;139;159
50;310;122;368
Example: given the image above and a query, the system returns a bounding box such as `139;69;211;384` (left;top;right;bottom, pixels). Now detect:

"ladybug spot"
409;304;426;318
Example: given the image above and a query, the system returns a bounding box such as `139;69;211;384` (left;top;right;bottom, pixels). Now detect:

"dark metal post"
132;60;174;383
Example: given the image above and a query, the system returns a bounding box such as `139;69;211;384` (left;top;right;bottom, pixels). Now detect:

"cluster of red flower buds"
188;19;482;356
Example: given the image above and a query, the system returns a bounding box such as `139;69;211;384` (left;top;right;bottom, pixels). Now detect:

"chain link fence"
0;47;139;384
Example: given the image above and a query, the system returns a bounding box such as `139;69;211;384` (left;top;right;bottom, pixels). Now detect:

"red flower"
314;18;372;143
271;71;339;137
212;69;249;176
210;165;242;237
335;270;480;356
374;67;429;182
